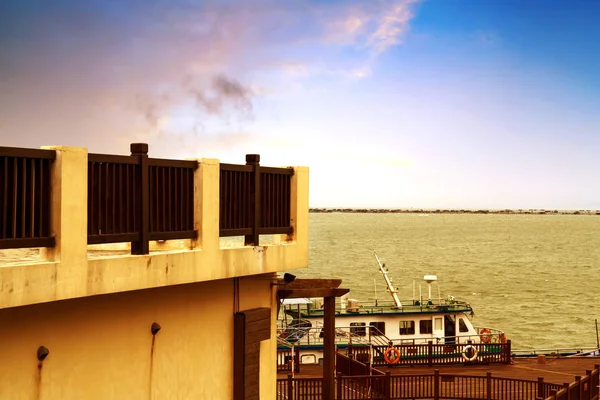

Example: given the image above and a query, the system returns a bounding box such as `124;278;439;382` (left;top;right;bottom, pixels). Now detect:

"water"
295;212;600;350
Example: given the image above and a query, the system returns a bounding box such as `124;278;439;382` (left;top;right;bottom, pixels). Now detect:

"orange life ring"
462;345;478;362
383;347;401;364
480;328;492;344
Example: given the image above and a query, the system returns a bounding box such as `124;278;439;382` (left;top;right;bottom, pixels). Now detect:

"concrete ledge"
0;242;307;309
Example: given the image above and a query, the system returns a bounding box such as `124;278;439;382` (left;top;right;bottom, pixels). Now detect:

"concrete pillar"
191;158;220;252
40;146;88;299
289;166;309;246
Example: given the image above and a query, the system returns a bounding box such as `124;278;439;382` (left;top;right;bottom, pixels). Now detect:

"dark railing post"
131;143;149;254
506;340;512;364
245;154;260;246
486;372;492;400
287;374;293;400
336;373;342;400
537;377;545;399
433;370;440;400
385;371;391;400
428;341;433;367
575;376;581;400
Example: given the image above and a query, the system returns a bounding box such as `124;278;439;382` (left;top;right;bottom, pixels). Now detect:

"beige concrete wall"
0;277;277;400
0;149;309;310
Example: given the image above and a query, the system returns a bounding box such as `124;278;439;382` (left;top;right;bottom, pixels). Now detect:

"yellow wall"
0;277;276;400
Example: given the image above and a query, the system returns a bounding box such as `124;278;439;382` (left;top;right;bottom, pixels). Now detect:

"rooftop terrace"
0;143;309;309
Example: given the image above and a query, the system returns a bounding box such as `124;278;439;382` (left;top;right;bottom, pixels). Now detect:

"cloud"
0;0;419;157
368;1;417;55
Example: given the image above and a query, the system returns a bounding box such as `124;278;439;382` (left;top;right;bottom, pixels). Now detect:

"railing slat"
0;148;54;248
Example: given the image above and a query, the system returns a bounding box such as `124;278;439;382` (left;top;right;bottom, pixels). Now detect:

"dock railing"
1;144;299;254
276;363;600;400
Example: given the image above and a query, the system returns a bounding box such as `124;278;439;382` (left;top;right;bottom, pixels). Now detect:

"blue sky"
1;0;599;209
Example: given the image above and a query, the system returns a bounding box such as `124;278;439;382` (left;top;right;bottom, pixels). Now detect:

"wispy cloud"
0;0;419;157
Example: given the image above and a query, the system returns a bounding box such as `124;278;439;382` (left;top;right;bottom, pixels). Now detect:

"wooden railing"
277;347;301;373
349;341;512;367
337;352;383;377
220;154;293;245
544;365;600;400
0;144;297;254
276;365;600;400
0;146;55;249
87;144;197;253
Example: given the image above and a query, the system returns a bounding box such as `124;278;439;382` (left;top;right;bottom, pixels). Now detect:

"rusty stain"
149;335;156;400
35;361;43;400
146;258;152;269
165;264;169;275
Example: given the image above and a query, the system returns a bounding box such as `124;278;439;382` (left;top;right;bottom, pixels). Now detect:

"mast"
374;251;402;308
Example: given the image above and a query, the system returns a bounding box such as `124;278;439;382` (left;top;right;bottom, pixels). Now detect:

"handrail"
276;365;600;400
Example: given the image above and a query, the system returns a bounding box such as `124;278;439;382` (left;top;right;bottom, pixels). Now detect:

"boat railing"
511;346;600;358
277;324;393;348
336;298;473;315
389;327;506;346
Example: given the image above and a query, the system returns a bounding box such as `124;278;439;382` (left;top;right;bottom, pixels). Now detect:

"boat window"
399;321;415;335
434;317;443;331
350;322;366;336
369;322;385;336
420;320;433;334
458;318;469;333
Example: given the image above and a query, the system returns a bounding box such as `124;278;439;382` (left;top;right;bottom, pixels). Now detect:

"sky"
1;0;599;210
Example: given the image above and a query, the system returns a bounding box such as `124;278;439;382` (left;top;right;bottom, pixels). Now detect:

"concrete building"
0;144;309;399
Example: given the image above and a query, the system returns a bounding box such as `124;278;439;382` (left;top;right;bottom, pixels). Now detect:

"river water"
294;212;600;351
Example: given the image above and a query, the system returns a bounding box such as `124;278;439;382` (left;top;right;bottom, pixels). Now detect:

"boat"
277;251;507;366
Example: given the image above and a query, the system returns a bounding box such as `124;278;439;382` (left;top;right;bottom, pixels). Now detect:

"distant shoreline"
309;208;600;215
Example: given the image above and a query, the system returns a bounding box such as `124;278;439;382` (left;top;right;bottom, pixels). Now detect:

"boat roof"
283;302;473;318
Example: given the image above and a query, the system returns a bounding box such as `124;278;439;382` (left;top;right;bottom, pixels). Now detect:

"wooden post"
244;154;260;246
574;376;581;400
428;341;433;367
323;296;336;400
562;382;570;399
505;340;512;364
486;372;492;400
385;371;391;400
287;374;293;400
433;370;440;400
336;373;343;400
130;143;149;254
537;377;545;399
590;367;597;399
348;342;353;359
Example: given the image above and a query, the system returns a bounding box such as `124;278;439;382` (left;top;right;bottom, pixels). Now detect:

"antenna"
424;275;437;301
373;278;378;305
374;251;402;308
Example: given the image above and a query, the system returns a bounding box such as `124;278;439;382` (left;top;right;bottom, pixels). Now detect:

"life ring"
383;347;401;365
461;345;478;362
480;328;492;344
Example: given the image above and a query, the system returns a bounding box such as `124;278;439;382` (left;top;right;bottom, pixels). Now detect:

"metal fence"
349;341;512;367
0;144;295;253
276;367;598;400
0;146;55;249
87;143;198;254
220;154;293;245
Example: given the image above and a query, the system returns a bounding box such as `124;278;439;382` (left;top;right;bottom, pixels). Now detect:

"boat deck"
279;357;600;385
